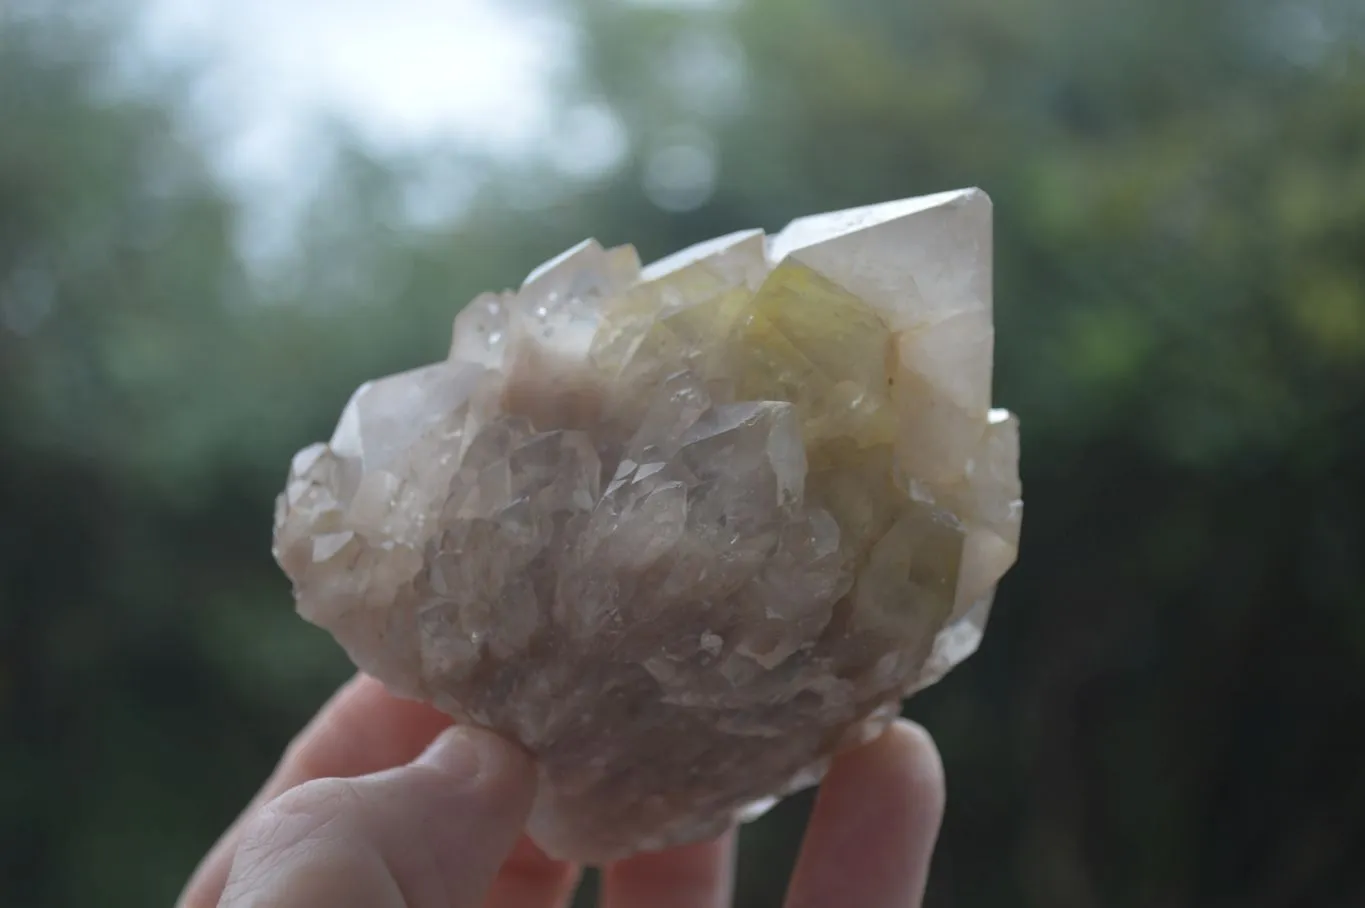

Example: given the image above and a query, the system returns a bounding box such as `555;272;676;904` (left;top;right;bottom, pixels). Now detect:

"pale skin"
179;674;946;908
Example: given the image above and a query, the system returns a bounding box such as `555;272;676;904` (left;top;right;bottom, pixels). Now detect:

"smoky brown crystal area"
273;189;1022;863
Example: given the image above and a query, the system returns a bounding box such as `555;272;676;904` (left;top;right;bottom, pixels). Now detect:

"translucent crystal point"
273;188;1022;863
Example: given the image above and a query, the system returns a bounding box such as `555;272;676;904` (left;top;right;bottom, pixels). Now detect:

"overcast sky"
125;0;580;254
124;0;726;255
139;1;577;171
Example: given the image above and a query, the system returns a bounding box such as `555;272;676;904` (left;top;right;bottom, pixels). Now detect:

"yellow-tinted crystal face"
729;261;897;455
591;254;752;396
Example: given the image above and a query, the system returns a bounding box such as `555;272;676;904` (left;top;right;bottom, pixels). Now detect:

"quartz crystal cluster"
273;188;1022;863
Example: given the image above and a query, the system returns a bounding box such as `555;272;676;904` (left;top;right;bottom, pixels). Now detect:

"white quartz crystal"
273;188;1022;863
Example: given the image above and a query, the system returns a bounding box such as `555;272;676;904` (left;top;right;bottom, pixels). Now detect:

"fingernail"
417;726;533;788
416;727;492;782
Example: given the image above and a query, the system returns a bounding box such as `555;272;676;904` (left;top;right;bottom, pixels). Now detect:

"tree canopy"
1;1;1363;905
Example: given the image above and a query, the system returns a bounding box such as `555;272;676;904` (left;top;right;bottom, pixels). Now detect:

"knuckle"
221;780;377;907
242;778;362;853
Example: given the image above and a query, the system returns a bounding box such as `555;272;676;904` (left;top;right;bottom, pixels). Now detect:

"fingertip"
394;729;539;905
876;719;947;818
406;725;538;848
887;718;941;765
828;719;944;803
835;718;945;850
784;718;946;908
414;725;538;812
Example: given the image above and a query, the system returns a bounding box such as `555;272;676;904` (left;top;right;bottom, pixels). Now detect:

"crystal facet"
273;188;1022;863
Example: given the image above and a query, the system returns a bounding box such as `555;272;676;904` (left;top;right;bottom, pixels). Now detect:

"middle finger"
600;830;736;908
484;836;582;908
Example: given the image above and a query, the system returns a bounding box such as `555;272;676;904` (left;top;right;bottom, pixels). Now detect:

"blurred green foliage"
2;0;1364;905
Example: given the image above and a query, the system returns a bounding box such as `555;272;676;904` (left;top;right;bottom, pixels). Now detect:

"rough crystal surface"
273;188;1022;863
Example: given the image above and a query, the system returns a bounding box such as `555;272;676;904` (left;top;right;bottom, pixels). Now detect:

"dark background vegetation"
3;0;1365;905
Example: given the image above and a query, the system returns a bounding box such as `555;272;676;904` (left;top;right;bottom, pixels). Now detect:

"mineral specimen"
273;188;1022;863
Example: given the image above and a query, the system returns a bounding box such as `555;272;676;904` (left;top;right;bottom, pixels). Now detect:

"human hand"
178;674;944;908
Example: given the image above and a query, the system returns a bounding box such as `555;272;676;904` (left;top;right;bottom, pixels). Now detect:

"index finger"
177;674;453;908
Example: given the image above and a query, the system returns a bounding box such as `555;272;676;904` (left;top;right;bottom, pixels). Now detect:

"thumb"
218;726;536;908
